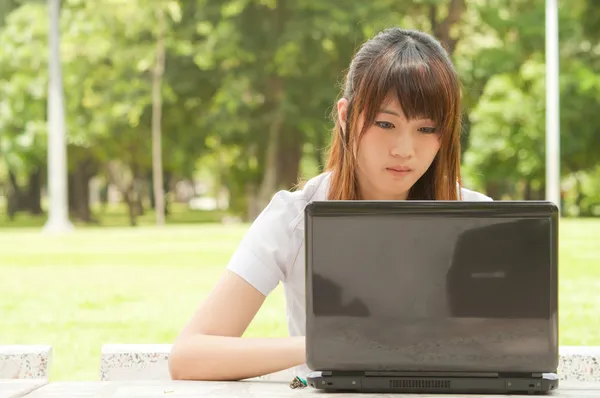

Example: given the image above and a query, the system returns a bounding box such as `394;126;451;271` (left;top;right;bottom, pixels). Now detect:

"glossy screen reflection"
306;214;557;373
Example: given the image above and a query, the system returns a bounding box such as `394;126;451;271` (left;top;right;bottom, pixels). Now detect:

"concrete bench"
0;345;52;379
99;344;294;382
100;344;600;382
559;346;600;382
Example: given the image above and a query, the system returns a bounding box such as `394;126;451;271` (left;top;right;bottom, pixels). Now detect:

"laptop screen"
305;202;558;374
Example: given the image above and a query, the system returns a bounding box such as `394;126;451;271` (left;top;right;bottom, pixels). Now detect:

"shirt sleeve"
460;187;493;201
226;190;300;296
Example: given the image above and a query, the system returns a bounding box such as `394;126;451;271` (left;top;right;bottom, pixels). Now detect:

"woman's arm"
168;269;305;381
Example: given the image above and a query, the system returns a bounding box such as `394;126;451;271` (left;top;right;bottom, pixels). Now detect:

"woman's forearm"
169;334;305;381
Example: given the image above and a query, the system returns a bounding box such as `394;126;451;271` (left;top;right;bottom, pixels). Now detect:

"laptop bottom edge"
306;371;559;395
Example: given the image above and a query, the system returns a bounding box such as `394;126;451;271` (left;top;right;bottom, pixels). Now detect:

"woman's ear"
337;98;349;136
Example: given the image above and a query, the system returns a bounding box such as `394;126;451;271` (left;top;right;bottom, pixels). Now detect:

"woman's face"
337;97;441;200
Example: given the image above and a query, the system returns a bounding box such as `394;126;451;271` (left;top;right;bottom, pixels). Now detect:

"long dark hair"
326;28;463;200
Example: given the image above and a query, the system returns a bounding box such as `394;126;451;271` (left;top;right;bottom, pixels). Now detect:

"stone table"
0;379;48;398
21;380;600;397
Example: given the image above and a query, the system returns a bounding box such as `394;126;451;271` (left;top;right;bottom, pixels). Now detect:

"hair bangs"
353;41;459;137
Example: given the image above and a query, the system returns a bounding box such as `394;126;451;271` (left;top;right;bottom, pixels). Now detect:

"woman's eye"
375;121;395;129
418;127;437;134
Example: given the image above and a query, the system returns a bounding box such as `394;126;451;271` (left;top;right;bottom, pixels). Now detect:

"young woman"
168;27;492;382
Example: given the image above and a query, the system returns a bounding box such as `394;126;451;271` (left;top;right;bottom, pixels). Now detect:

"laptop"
304;200;559;394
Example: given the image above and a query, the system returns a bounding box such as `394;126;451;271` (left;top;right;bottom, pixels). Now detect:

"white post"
44;0;73;233
545;0;561;210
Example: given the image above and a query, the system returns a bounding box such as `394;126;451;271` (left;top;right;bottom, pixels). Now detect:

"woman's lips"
386;166;412;177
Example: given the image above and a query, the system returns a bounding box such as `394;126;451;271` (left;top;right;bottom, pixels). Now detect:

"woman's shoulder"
459;186;493;201
268;172;331;225
238;171;331;251
225;172;330;296
287;171;331;203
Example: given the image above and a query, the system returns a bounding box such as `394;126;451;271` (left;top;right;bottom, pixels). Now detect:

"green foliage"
0;0;599;218
460;0;600;199
0;3;48;174
463;57;546;193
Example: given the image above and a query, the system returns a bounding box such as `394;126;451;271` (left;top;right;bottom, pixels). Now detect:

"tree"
152;5;166;225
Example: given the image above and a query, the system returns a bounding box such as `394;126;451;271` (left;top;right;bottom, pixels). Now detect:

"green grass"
0;202;227;229
0;217;599;381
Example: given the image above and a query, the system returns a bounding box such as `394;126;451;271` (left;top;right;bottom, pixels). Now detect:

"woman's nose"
390;131;415;159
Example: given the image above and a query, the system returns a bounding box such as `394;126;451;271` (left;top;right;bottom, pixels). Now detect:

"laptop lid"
305;200;558;375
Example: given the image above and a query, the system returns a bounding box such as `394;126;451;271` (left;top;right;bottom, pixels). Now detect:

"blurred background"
0;0;598;382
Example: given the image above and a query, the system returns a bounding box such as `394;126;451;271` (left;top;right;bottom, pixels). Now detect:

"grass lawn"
1;216;599;381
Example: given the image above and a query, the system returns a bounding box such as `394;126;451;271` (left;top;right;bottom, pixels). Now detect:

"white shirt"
226;171;492;376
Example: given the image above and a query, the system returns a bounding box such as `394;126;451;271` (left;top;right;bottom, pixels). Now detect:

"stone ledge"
0;345;52;379
100;344;600;382
99;344;292;382
100;344;171;381
559;346;600;382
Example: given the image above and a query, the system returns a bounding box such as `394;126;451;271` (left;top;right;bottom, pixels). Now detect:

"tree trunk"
136;194;145;216
6;170;21;220
430;0;466;55
122;190;138;227
27;167;43;214
536;183;546;201
148;170;170;216
73;165;92;222
523;179;532;200
106;161;139;226
164;171;171;217
99;182;109;213
246;182;260;222
257;0;288;210
6;190;17;220
68;158;97;223
277;129;303;190
130;164;144;224
8;170;27;212
257;76;285;209
151;5;166;226
148;171;155;209
68;172;75;216
575;176;585;213
484;181;503;200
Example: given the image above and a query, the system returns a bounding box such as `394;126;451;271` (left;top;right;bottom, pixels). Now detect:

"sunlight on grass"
1;218;598;381
556;219;600;346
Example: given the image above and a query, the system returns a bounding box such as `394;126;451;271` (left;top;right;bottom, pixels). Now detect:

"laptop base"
306;371;559;395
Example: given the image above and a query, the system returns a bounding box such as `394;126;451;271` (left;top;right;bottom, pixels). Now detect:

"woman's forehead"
377;97;433;121
380;96;403;111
